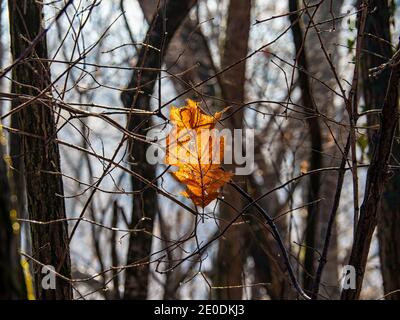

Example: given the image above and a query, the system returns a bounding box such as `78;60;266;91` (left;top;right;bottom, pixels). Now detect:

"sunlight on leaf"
165;99;233;208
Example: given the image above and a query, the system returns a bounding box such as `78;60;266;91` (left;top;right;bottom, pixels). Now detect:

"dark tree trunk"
0;0;26;300
298;0;344;299
8;0;72;300
121;0;196;299
0;134;27;299
215;0;252;300
359;0;400;300
341;48;400;300
288;0;323;294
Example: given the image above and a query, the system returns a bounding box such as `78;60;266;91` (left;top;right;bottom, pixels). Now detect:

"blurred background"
0;0;399;300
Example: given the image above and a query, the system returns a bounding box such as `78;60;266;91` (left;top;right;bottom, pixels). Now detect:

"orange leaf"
169;99;224;131
165;99;233;207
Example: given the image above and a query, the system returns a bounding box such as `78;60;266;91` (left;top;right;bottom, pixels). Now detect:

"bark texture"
359;0;400;300
341;48;400;300
214;0;252;300
8;0;72;300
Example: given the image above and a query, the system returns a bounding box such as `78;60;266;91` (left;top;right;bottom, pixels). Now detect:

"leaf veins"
165;99;233;207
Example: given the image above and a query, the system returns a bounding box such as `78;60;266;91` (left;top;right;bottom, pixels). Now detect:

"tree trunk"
0;0;27;301
8;0;72;300
121;0;196;299
359;0;400;300
214;0;252;300
302;0;344;298
0;128;27;299
341;47;400;300
288;0;323;294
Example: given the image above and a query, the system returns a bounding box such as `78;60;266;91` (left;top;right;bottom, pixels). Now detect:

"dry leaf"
165;99;233;207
